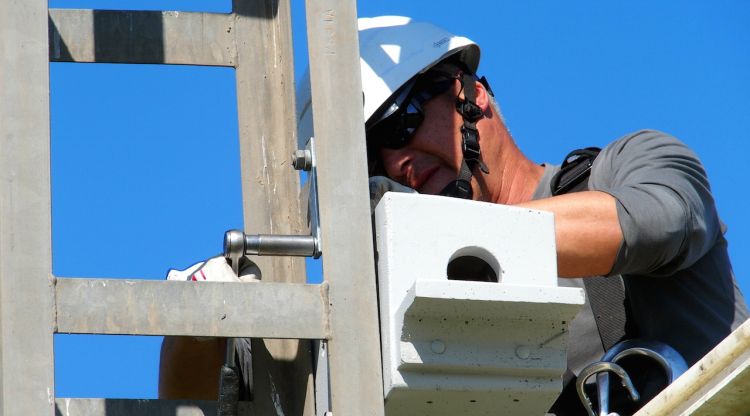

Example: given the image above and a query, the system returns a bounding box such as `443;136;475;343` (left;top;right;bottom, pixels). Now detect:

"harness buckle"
456;100;483;121
461;125;480;160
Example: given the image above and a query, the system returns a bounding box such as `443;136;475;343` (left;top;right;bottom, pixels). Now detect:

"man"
322;15;747;414
163;15;748;413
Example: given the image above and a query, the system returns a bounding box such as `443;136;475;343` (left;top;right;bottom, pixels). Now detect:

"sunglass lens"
380;110;424;149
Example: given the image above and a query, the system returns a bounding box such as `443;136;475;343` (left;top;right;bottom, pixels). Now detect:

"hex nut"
292;149;312;171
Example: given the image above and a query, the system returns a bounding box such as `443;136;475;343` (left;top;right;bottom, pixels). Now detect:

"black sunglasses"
366;74;456;152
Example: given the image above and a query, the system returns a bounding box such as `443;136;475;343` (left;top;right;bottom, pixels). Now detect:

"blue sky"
49;0;749;399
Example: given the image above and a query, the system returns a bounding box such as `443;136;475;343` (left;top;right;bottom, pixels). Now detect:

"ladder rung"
48;9;235;67
55;278;329;339
55;398;254;416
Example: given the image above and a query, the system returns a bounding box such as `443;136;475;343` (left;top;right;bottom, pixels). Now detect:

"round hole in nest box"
447;246;500;282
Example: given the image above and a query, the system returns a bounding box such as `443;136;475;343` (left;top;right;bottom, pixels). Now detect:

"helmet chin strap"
439;72;490;199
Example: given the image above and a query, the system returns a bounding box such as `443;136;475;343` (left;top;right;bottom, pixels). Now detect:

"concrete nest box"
374;193;585;416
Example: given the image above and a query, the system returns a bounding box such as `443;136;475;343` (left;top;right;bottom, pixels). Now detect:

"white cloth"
166;255;260;283
166;255;260;342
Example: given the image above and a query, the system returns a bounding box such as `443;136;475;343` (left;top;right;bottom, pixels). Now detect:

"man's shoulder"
595;129;698;171
602;129;684;152
589;129;707;192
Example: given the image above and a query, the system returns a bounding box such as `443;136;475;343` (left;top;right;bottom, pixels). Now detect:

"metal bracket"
314;340;332;416
222;136;323;261
303;136;322;258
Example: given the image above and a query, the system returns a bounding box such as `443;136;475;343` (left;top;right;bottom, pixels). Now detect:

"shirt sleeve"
588;130;720;277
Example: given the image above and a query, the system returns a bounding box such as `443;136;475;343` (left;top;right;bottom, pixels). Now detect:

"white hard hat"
296;16;480;149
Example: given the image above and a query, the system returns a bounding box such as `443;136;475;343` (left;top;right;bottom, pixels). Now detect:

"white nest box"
374;193;585;416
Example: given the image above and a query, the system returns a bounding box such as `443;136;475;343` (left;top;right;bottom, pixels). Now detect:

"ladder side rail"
45;1;319;412
0;0;56;413
48;9;236;67
232;0;315;415
303;1;385;415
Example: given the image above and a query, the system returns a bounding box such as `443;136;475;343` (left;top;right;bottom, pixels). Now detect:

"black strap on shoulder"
551;147;601;196
550;147;631;352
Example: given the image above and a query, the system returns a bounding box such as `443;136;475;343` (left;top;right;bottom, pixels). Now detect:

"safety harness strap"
458;73;489;173
547;147;634;415
551;147;632;351
439;159;473;199
456;73;483;122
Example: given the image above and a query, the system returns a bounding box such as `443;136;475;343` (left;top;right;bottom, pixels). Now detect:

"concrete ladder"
0;1;382;415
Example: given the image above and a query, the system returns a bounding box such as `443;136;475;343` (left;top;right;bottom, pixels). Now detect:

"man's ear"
474;80;490;113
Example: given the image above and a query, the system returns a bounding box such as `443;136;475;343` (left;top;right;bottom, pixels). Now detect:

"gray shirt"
532;130;749;373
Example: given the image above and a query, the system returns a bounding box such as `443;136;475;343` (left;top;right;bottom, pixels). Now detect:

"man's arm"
158;336;226;399
520;130;719;280
517;190;622;278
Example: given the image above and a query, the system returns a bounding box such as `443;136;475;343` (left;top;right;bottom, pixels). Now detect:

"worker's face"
378;79;465;195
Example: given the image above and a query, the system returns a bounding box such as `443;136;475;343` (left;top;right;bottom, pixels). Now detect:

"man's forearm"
516;190;623;278
158;336;226;399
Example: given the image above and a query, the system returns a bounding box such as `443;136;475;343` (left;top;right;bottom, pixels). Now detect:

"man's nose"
380;147;413;182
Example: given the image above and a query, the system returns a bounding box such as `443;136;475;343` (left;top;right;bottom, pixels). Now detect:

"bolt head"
430;339;446;354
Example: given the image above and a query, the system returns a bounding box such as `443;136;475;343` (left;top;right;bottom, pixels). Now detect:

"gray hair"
487;90;505;125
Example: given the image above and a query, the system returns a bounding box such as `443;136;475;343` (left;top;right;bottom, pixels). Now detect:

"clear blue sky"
49;0;750;399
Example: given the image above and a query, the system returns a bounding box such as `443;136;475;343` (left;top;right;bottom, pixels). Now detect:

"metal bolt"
515;345;531;359
291;149;312;171
430;339;446;354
